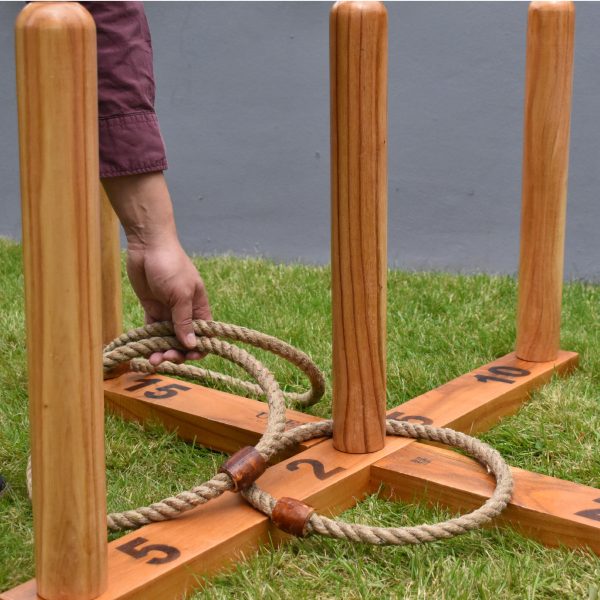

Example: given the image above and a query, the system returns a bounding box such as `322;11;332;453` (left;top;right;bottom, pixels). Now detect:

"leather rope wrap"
219;446;267;491
271;497;315;537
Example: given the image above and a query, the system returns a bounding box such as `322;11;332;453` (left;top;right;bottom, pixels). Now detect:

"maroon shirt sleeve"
80;1;168;178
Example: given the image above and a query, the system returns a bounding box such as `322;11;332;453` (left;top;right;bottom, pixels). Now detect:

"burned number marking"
287;459;345;481
124;377;191;399
116;536;181;565
575;498;600;523
475;366;531;385
125;377;162;392
387;411;433;425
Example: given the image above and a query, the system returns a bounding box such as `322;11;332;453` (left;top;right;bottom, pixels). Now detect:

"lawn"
0;236;599;599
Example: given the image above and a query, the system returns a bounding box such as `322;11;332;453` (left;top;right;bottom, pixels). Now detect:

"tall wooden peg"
331;1;388;453
16;3;107;599
100;185;123;345
516;1;575;362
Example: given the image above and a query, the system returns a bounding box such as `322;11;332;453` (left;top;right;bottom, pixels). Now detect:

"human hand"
101;172;212;366
126;240;212;365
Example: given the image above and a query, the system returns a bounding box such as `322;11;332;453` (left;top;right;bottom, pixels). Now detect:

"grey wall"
2;2;599;280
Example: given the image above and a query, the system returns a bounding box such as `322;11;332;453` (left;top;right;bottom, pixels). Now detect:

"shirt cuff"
99;111;168;178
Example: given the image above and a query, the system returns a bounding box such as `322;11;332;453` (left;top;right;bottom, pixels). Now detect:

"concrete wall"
2;2;599;280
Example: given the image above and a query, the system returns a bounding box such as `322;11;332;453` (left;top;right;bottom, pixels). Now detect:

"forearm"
101;172;179;249
88;3;211;361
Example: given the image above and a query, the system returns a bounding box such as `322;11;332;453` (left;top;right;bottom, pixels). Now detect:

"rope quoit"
27;319;325;532
240;419;514;545
27;318;514;543
105;320;326;409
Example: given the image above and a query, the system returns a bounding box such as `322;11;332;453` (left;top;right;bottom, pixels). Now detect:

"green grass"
1;235;599;599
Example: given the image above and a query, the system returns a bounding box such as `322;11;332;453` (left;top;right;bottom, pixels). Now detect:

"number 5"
116;537;181;565
145;383;191;399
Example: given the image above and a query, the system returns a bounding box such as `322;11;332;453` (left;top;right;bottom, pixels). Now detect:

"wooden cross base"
4;350;600;600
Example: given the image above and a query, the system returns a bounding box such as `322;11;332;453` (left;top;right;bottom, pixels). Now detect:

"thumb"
171;297;196;350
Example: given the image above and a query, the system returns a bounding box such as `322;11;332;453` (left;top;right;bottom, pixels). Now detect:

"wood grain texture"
15;3;107;599
1;350;579;600
373;443;600;554
100;186;122;345
331;1;388;453
104;372;325;456
385;351;578;435
516;1;575;362
105;350;576;459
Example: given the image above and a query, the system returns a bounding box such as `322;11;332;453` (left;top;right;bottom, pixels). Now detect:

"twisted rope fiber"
105;320;326;409
27;319;514;542
27;319;325;532
240;419;514;545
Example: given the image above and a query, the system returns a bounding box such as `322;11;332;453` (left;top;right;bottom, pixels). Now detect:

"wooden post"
16;3;107;599
331;1;388;453
100;185;123;345
516;1;575;363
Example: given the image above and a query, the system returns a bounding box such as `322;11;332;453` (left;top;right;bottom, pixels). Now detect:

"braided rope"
240;419;514;545
27;319;325;531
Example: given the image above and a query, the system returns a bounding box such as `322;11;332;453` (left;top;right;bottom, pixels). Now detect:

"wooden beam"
399;351;578;435
0;352;577;600
105;351;578;457
104;371;325;456
0;352;580;600
373;443;600;554
15;3;107;598
330;0;388;453
1;351;578;599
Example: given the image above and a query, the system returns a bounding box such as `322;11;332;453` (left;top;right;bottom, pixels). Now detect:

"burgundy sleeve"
80;1;168;178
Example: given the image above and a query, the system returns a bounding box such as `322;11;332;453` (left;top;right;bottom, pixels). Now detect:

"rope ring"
27;318;514;544
241;419;514;545
104;319;326;409
27;320;325;532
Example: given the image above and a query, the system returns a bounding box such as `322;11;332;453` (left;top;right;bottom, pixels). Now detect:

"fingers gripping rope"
104;320;327;530
105;320;326;409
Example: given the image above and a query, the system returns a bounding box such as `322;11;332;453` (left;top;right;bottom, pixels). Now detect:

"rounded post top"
331;0;387;18
16;1;95;33
529;1;574;16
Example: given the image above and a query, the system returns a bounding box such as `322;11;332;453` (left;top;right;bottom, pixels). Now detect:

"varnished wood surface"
1;351;579;600
516;1;575;362
385;351;578;433
330;0;388;453
15;3;107;598
100;186;122;345
373;443;600;554
105;350;577;457
104;372;325;457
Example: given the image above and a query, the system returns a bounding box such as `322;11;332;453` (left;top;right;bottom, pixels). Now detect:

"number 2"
287;459;345;480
